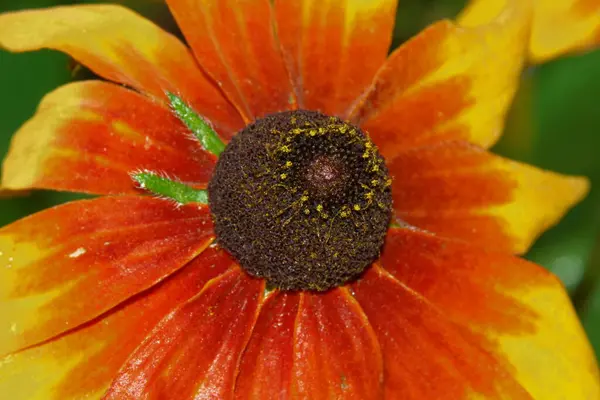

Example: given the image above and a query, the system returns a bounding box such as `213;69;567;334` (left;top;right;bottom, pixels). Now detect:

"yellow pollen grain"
285;161;293;167
280;173;287;180
353;204;361;211
304;209;310;215
316;204;323;212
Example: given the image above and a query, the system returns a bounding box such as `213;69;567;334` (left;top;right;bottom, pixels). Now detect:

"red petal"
364;227;600;399
291;289;383;399
0;5;243;137
234;292;300;399
166;0;295;121
351;266;530;399
0;247;233;400
2;82;217;194
235;289;383;399
104;268;264;400
0;196;214;355
352;1;531;153
274;0;398;117
389;141;588;254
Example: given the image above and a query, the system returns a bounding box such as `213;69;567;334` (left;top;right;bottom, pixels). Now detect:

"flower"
0;0;599;399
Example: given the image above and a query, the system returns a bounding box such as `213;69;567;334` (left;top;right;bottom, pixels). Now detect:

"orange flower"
0;0;599;399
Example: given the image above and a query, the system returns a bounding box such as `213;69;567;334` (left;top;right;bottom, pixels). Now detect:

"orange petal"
166;0;295;121
460;0;600;63
364;227;600;399
352;0;531;154
0;4;243;137
290;289;383;399
274;0;398;117
352;265;530;399
389;141;589;254
104;268;264;400
2;81;217;195
0;196;214;356
234;292;300;399
235;289;383;399
0;247;233;400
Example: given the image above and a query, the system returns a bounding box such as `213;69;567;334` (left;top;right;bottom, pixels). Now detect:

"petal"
0;196;214;356
0;4;243;137
2;81;217;195
234;292;300;399
389;141;589;254
104;268;264;400
352;265;530;399
0;247;233;400
291;289;383;399
531;0;600;62
274;0;398;117
235;289;383;399
460;0;600;63
369;227;600;399
165;0;295;121
352;0;531;154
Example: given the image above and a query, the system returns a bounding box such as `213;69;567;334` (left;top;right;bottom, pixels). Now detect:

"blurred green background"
1;0;599;359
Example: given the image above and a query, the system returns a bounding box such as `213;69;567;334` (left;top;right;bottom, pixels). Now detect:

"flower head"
0;0;599;399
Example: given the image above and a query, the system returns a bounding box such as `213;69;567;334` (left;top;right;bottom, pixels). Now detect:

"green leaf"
167;92;225;156
132;171;208;204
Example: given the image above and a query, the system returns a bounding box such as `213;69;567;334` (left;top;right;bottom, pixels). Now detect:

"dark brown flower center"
304;155;348;199
208;110;392;291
